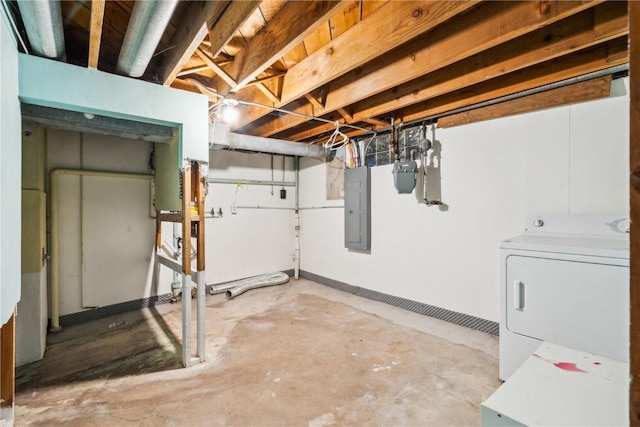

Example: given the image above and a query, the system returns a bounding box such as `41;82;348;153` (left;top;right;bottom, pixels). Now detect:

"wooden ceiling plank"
208;0;262;59
353;2;627;120
438;75;612;128
255;0;614;138
227;1;349;94
160;1;230;85
88;0;106;69
285;37;628;141
279;0;480;106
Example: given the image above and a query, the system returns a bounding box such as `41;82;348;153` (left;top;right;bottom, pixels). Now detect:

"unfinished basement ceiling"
7;0;629;142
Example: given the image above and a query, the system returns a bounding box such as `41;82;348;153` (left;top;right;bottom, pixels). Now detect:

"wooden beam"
629;1;640;424
195;48;237;88
353;2;627;120
208;1;262;58
160;1;230;85
244;72;287;87
0;313;15;410
280;0;479;105
88;0;105;69
244;0;606;137
397;37;628;124
304;93;325;111
438;75;612;128
227;1;348;93
176;65;211;77
287;37;628;141
235;0;478;130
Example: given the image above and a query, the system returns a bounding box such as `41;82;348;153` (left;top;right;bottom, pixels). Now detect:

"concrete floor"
15;279;501;426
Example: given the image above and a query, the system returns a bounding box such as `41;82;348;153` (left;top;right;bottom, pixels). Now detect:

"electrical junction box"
392;160;417;193
344;167;370;250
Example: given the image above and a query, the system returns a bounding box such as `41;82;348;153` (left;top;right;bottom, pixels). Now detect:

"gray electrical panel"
344;167;371;250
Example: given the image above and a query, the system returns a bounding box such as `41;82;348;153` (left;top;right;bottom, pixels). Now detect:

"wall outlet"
231;204;237;214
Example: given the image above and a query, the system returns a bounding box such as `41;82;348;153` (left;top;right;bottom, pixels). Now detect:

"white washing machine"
499;215;629;381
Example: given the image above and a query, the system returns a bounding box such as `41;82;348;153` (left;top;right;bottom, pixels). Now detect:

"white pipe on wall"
49;168;152;331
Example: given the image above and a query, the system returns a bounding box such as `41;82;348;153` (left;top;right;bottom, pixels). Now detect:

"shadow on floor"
16;305;183;391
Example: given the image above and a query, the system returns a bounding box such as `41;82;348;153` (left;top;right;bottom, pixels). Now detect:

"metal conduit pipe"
210;122;327;159
17;0;65;59
116;0;178;77
49;168;153;331
208;177;296;187
226;272;290;299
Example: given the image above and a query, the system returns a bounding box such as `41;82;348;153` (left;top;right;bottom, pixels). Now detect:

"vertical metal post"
181;164;192;367
195;163;206;362
196;271;205;361
181;273;191;367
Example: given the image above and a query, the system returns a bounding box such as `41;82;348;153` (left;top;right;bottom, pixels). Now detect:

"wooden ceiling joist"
88;0;105;69
352;2;627;121
160;1;230;85
234;0;479;130
208;0;262;59
248;1;598;136
225;1;348;94
437;75;612;128
287;36;627;142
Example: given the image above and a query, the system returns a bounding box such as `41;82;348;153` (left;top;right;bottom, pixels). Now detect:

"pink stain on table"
532;353;587;373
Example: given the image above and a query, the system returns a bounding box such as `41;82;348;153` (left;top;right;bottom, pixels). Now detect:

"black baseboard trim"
58;269;298;329
299;270;499;336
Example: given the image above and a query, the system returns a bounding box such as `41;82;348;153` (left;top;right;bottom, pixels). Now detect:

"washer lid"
500;233;629;259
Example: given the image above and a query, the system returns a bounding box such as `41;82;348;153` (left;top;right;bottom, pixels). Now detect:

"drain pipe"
294;156;300;279
49;168;153;331
17;0;65;59
116;0;178;77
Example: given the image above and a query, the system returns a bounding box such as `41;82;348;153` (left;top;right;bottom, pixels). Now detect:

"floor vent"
300;270;499;336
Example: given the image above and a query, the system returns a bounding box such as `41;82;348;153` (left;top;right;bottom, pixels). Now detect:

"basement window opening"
359;125;423;167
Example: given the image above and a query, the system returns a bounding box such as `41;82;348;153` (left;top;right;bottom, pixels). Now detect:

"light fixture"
213;97;240;124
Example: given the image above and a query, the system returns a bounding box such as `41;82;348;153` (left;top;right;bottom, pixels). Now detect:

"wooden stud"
629;1;640;424
196;165;205;272
88;0;105;69
0;312;15;409
438;75;612;128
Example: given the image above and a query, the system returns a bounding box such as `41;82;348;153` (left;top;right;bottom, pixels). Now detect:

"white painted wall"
47;130;157;315
0;10;21;326
299;80;629;322
47;134;297;315
206;150;296;283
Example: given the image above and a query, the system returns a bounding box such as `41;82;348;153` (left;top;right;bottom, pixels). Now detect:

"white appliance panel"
505;255;628;362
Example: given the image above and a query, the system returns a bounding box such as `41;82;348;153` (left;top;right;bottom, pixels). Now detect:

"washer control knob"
532;218;544;228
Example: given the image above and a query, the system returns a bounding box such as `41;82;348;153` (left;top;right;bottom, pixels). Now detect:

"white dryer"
499;215;629;381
